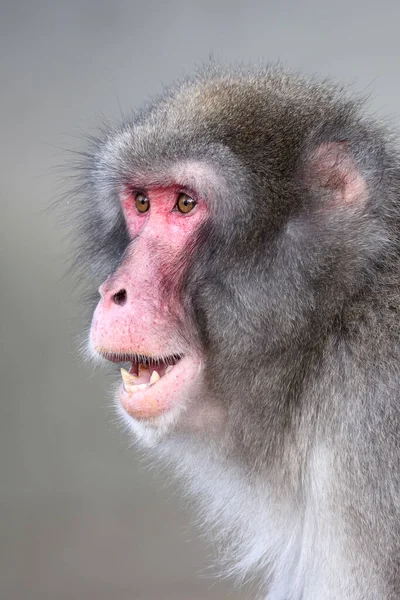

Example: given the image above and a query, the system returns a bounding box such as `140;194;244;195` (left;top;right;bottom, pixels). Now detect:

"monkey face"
79;68;388;443
90;185;209;422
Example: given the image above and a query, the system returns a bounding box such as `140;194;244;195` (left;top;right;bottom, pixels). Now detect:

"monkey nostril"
112;289;127;306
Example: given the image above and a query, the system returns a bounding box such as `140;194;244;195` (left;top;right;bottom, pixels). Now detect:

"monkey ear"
303;141;367;206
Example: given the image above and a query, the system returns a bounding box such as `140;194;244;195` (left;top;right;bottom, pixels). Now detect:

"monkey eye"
176;193;196;214
135;192;150;213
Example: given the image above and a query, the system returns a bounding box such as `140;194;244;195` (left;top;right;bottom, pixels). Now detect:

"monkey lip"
101;352;200;421
102;352;182;370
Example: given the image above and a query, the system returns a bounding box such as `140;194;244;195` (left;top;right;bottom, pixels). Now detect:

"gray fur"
74;65;400;599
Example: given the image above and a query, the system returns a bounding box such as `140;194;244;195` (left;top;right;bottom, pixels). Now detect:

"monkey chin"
118;354;202;423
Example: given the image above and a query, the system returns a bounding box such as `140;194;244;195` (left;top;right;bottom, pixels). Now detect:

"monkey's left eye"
176;193;196;214
135;192;150;213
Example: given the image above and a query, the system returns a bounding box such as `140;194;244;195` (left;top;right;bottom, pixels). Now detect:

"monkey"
71;65;400;599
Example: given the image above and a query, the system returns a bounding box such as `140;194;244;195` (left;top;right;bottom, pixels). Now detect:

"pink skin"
119;356;202;420
90;186;207;420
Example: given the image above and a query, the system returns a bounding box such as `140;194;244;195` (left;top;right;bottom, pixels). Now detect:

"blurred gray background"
1;1;400;599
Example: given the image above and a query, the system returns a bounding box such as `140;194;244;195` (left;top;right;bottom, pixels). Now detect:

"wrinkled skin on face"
90;186;207;420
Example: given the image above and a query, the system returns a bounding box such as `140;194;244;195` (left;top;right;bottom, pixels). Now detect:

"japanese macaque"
73;66;400;599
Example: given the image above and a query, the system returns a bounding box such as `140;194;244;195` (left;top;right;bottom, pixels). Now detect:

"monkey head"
76;67;394;458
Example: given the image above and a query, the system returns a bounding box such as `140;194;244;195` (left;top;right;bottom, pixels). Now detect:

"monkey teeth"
150;370;161;384
120;367;161;394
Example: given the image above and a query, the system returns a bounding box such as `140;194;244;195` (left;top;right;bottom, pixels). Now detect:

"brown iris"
135;192;150;213
177;193;196;214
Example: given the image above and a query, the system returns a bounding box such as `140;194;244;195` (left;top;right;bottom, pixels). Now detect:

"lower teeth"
120;368;162;395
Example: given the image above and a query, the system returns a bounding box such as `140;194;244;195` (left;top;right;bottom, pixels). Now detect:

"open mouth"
101;352;197;420
106;353;182;393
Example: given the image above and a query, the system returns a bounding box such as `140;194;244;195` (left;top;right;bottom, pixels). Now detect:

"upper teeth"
150;370;161;384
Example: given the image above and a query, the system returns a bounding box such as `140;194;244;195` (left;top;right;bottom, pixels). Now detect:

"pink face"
90;186;207;420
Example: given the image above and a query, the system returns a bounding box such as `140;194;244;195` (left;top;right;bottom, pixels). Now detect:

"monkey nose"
98;278;112;298
98;281;128;307
112;289;127;306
